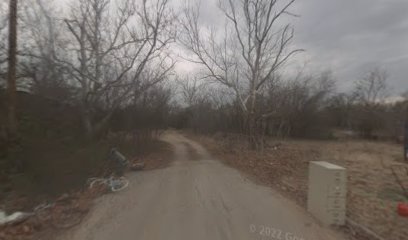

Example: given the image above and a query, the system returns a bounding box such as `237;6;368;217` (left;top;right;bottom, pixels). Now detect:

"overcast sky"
53;0;408;95
189;0;408;94
291;0;408;94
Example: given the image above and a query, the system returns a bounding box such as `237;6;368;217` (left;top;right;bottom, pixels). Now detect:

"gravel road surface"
59;132;345;240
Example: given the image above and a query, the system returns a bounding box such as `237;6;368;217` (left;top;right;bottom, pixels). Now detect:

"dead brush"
389;165;408;199
379;158;408;200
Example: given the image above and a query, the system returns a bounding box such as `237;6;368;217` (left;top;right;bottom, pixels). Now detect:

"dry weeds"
191;133;408;240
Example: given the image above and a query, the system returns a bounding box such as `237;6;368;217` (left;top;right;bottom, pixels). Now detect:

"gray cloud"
291;0;408;93
54;0;408;94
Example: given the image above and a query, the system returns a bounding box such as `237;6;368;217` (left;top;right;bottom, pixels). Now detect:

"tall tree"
20;0;71;101
180;0;302;149
7;0;18;141
353;68;389;138
61;0;175;138
354;67;388;105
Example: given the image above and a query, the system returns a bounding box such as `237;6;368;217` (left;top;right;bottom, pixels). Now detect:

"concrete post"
307;161;347;226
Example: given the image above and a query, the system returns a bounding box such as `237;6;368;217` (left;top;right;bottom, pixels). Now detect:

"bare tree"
176;76;208;107
59;0;175;138
262;71;335;138
6;0;18;141
19;0;71;100
327;93;357;130
180;0;302;149
353;68;389;138
354;67;388;105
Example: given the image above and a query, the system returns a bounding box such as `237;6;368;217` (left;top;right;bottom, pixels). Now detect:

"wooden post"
6;0;18;141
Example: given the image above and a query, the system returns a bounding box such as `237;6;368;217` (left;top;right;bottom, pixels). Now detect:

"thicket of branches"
174;68;408;143
0;0;407;154
174;0;407;149
179;0;304;149
0;0;176;143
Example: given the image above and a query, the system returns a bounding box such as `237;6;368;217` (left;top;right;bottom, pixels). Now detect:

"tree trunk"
6;0;18;141
93;112;114;139
81;106;94;139
246;112;258;150
81;105;113;140
245;111;267;151
246;89;263;150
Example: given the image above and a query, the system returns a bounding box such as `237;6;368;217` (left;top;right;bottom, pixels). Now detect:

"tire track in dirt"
58;131;346;240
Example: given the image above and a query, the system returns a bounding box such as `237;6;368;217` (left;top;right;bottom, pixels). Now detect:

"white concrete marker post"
307;161;347;226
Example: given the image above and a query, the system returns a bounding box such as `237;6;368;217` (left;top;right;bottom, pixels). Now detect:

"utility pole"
7;0;18;141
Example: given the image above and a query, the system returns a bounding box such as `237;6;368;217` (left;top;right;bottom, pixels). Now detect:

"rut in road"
59;132;345;240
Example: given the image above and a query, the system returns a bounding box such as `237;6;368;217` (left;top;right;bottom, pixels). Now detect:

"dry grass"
191;133;408;240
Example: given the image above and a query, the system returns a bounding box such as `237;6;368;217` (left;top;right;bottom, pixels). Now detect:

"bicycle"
34;195;85;229
87;176;129;192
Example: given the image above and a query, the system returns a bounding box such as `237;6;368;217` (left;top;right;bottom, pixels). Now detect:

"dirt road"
59;132;345;240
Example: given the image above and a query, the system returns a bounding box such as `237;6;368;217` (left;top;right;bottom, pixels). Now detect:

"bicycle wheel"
88;178;107;189
110;177;129;192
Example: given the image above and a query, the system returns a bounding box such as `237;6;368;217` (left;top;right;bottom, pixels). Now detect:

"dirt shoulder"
188;132;408;240
0;136;173;240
